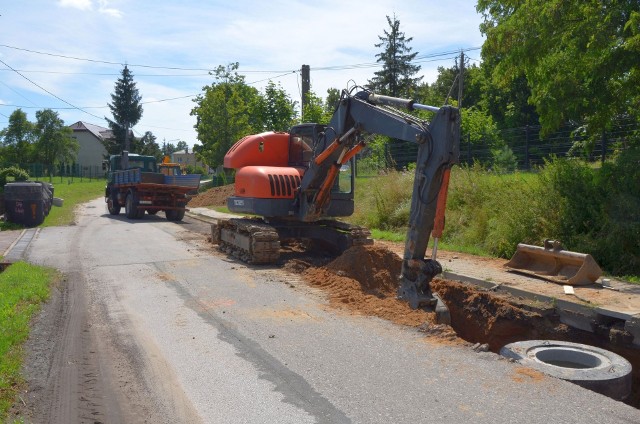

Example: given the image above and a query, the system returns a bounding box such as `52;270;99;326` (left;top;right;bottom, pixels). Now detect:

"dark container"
4;182;46;227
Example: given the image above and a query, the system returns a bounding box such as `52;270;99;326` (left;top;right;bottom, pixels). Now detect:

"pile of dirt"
299;245;446;329
189;184;235;207
292;243;640;407
297;244;564;346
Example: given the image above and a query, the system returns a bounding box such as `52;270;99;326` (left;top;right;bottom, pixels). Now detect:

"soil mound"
302;245;439;328
189;184;234;208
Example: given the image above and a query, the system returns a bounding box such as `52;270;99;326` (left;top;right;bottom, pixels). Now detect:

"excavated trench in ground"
285;244;640;408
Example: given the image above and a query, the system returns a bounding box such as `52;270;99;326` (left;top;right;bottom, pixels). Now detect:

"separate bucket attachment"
505;240;602;286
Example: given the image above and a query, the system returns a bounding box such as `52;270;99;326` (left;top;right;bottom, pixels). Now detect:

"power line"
0;43;481;75
0;57;106;122
0;80;39;107
0;69;213;77
0;44;217;72
0;71;297;111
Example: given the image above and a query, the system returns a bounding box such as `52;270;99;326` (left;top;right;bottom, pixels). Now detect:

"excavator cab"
288;124;321;169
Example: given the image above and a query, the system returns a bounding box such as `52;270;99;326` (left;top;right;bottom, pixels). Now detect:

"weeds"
350;155;639;278
0;262;56;420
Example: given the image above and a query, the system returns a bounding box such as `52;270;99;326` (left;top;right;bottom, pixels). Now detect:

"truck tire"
165;209;185;222
107;191;121;215
125;190;142;219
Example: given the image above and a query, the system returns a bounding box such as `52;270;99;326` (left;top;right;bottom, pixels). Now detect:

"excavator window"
289;123;326;168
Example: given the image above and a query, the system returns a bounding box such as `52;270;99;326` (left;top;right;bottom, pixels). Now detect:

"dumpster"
4;182;47;227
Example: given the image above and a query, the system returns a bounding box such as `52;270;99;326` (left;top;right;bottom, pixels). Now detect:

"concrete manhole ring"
500;340;632;401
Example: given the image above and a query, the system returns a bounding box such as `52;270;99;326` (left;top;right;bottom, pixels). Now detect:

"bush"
0;167;30;191
540;150;640;275
351;153;639;277
185;165;206;175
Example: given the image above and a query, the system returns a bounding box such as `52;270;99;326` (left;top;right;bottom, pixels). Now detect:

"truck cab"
106;153;158;183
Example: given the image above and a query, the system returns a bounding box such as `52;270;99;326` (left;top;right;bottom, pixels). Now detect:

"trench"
289;244;640;408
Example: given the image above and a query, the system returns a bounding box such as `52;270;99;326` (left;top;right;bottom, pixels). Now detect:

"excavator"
212;88;460;322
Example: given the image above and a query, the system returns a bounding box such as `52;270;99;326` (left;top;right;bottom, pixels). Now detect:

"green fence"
0;163;105;182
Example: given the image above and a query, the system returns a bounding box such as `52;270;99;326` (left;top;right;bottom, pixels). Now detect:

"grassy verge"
0;262;56;419
348;161;639;281
42;180;105;227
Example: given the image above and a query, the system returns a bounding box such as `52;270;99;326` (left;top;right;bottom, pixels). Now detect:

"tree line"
2;2;637;174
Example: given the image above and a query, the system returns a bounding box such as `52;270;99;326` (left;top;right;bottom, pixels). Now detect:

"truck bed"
113;169;200;189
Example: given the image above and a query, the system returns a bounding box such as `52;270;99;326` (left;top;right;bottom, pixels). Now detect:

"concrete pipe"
500;340;632;401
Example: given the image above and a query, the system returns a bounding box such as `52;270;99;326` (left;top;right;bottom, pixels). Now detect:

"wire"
0;69;213;77
0;81;39;107
0;44;216;71
0;43;481;75
444;74;459;106
0;57;106;122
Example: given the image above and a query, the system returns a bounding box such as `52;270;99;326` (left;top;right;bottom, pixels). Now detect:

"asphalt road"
20;197;640;423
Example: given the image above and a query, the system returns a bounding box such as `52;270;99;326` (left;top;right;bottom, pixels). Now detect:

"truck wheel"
107;191;121;215
125;191;141;219
165;209;185;221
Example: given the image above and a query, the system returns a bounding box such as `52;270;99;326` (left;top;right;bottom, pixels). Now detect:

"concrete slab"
0;229;27;260
3;228;39;262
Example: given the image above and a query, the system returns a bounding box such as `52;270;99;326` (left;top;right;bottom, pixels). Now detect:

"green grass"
0;262;56;419
42;179;105;227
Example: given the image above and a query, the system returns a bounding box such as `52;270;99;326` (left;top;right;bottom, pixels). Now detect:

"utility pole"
301;64;310;121
458;51;464;108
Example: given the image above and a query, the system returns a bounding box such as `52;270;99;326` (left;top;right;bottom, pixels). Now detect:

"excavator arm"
297;90;460;319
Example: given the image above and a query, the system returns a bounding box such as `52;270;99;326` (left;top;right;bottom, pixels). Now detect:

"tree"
261;81;296;132
106;65;143;154
139;131;162;160
191;63;261;167
162;142;177;156
302;90;331;124
176;140;188;152
0;109;35;164
324;88;341;116
477;1;640;135
33;109;78;174
368;14;422;98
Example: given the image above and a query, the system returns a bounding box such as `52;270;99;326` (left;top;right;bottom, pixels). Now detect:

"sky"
0;0;485;148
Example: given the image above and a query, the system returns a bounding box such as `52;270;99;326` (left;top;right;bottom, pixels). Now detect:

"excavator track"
212;218;281;264
211;217;373;265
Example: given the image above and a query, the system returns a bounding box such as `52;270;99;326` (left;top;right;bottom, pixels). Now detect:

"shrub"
0;167;30;191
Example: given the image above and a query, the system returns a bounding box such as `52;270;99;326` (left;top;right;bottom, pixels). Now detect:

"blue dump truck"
104;152;200;221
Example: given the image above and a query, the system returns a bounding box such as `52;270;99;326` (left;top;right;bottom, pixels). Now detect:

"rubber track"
214;218;281;264
212;218;373;264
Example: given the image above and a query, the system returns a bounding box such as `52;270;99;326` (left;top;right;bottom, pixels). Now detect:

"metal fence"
358;119;639;174
0;163;105;182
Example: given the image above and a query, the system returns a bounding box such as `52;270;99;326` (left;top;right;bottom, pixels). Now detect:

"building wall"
171;150;210;172
72;131;107;172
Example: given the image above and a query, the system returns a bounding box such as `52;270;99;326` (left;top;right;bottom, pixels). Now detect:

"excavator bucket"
505;240;602;286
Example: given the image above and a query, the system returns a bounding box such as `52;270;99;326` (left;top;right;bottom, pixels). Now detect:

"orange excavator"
212;88;460;321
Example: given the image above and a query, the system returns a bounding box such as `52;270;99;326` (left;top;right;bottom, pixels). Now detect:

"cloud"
58;0;122;18
58;0;92;10
97;0;123;18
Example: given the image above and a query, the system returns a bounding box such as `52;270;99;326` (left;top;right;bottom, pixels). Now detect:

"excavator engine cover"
505;240;602;286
